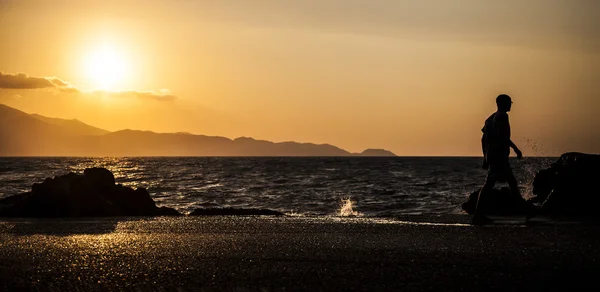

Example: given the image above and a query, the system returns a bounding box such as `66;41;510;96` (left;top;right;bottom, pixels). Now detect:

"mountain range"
0;104;396;156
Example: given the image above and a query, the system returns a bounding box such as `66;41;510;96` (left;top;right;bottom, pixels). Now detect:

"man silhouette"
472;94;526;225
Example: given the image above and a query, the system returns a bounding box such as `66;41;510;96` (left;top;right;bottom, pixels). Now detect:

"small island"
355;149;397;157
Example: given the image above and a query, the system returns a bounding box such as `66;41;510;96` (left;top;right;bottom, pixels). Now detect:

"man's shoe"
471;215;494;225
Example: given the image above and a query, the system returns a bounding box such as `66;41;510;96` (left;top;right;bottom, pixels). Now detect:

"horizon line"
0;155;562;158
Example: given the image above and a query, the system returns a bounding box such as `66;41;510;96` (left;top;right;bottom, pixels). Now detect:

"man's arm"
481;128;489;169
498;114;522;159
508;139;518;151
509;139;523;159
481;130;487;157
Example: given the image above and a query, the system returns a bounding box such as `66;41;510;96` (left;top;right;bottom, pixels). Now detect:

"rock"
531;152;600;217
462;187;534;215
84;167;115;189
189;208;284;216
462;152;600;218
158;206;182;216
0;168;180;217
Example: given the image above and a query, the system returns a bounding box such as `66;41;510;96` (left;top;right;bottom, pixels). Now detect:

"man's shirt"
482;112;511;162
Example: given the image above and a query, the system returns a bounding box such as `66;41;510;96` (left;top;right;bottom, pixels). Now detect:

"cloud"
0;71;177;101
0;71;78;92
92;89;177;102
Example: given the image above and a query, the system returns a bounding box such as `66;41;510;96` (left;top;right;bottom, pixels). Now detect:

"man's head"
496;94;512;112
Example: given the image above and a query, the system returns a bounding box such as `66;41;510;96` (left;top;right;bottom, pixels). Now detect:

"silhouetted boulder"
462;152;600;217
189;208;284;216
462;187;534;215
0;168;180;217
158;206;182;216
531;152;600;217
84;167;115;189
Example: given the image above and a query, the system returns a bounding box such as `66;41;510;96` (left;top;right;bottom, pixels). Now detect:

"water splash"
285;211;304;217
520;138;556;199
519;160;539;200
338;198;362;217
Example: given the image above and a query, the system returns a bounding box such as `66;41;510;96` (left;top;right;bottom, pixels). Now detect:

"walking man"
472;94;526;225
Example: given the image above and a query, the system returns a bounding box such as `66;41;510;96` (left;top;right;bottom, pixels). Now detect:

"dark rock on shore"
531;152;600;217
462;187;534;215
0;167;180;217
462;152;600;217
189;208;284;216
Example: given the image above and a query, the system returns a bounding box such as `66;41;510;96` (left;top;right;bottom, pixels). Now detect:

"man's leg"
472;169;497;224
504;166;537;220
505;169;522;198
474;178;496;216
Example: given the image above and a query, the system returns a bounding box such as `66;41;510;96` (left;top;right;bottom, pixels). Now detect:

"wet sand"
1;215;599;291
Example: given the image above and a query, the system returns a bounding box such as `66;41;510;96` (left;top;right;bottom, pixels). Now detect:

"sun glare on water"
85;45;129;90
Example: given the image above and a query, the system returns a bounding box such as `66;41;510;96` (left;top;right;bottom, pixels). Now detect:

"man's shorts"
486;161;515;184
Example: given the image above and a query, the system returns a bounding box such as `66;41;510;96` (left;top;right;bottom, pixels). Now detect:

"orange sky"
1;0;598;156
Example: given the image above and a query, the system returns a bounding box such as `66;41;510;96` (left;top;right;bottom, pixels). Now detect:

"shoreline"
2;212;597;223
2;215;599;291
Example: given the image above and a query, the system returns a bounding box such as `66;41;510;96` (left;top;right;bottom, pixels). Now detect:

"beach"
1;215;599;291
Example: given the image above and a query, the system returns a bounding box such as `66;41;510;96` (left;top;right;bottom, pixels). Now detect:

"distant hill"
30;114;109;136
0;104;396;156
0;104;79;155
356;149;397;157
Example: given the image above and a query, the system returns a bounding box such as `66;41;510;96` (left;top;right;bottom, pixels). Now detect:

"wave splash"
338;198;362;217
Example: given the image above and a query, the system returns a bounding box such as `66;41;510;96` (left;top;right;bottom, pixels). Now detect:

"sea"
0;157;557;217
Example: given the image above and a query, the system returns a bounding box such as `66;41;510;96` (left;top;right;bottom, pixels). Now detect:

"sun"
85;45;129;90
